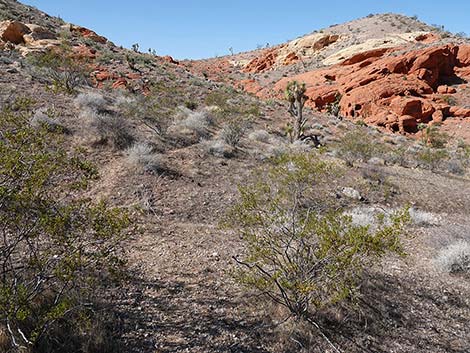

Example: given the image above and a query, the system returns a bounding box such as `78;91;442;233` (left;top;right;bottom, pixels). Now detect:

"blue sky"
20;0;470;60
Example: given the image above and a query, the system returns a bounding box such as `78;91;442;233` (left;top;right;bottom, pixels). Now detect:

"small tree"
225;153;409;350
285;81;308;141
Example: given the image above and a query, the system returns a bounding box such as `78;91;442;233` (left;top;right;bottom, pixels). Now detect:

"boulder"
112;78;128;89
73;44;96;60
437;85;456;94
431;110;444;123
399;115;418;133
457;45;470;67
162;55;179;65
72;26;107;44
449;106;470;118
0;20;30;44
23;24;56;43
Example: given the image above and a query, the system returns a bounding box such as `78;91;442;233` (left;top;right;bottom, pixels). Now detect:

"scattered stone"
341;187;363;201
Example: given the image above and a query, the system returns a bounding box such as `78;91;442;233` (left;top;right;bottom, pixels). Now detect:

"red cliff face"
273;44;470;133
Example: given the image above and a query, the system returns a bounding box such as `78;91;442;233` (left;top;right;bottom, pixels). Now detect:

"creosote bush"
336;130;381;166
89;111;135;150
225;152;409;343
221;118;247;148
27;42;91;94
0;103;130;352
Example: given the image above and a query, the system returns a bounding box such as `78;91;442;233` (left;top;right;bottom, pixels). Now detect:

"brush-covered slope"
0;2;469;353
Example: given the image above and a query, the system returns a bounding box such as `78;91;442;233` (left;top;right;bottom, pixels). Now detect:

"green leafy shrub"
416;148;448;171
0;104;130;351
27;43;91;94
336;130;382;166
418;124;448;148
225;153;409;326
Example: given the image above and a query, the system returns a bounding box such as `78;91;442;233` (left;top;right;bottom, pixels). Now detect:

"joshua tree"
285;81;308;141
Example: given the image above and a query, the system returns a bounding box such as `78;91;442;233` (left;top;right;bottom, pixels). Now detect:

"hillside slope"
0;2;469;353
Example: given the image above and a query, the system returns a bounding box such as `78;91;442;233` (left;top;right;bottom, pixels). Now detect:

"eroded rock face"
23;24;56;43
0;20;62;56
244;47;281;73
244;34;340;73
272;44;470;133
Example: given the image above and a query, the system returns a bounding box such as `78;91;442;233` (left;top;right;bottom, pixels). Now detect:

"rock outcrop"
273;44;470;133
0;20;31;44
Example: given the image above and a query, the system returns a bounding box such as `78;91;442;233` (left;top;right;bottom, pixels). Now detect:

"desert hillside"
0;1;469;353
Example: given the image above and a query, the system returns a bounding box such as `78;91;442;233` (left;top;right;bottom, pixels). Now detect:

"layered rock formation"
272;44;470;132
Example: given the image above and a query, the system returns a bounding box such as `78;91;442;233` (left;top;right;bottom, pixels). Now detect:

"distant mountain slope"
184;13;470;141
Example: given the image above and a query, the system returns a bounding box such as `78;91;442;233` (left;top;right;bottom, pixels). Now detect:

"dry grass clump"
89;111;135;150
248;129;271;143
75;91;109;112
126;142;164;172
167;107;214;143
435;240;470;274
203;139;235;158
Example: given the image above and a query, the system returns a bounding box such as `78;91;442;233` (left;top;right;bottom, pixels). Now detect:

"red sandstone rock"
457;45;470;66
95;70;116;81
432;110;444;123
283;52;299;65
112;78;128;89
126;73;141;80
244;47;281;73
341;48;391;66
437;85;456;94
415;33;440;43
73;26;107;44
73;44;96;60
237;79;263;96
162;55;179;65
269;44;470;134
449;106;470;118
399;115;418;133
0;20;30;44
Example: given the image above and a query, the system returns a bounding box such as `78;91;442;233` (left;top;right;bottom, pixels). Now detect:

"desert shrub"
205;90;230;109
326;102;340;118
169;108;213;141
435;240;470;274
225;153;409;348
248;129;271;143
409;208;440;226
89;112;135;149
221;118;247;147
30;110;67;133
0;105;130;352
336;130;381;166
441;95;457;106
416;148;448;171
446;158;466;175
75;91;108;112
27;43;91;94
184;100;198;110
204;139;235;158
419;124;448;148
126;142;164;172
116;94;166;135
